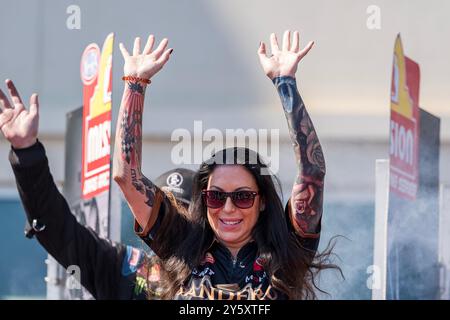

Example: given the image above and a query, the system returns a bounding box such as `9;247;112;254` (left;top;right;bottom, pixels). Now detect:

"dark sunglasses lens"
204;191;226;208
233;191;256;209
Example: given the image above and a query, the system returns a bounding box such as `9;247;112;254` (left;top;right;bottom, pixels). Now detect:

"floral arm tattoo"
117;80;156;208
273;76;325;236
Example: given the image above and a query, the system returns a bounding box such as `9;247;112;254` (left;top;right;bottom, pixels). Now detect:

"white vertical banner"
439;184;450;299
372;159;389;300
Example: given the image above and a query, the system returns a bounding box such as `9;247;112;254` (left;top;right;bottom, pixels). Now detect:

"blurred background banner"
389;35;420;201
1;0;449;300
81;33;114;202
385;35;441;299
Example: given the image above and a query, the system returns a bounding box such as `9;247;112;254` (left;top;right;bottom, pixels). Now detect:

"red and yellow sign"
80;33;114;199
389;34;420;200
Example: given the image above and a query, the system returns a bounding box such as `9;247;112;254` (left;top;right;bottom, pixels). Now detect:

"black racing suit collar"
206;239;258;261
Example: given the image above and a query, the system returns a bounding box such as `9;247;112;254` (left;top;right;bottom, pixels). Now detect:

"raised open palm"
119;35;173;80
258;30;314;79
0;80;39;149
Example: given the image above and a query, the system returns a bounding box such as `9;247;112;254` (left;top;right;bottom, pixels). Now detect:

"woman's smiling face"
206;165;262;254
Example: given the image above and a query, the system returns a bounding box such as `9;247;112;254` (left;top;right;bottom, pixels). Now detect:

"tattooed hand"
119;35;173;80
258;30;314;80
0;80;39;149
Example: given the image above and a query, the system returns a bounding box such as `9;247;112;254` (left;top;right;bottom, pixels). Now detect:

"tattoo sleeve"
113;81;157;228
273;76;325;237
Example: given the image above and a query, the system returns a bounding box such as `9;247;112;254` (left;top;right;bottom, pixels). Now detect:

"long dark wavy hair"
153;147;339;299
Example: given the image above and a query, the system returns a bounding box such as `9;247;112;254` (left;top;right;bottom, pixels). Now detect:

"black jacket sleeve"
134;192;201;262
9;141;130;299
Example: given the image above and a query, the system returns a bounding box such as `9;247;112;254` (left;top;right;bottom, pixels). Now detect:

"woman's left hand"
258;30;314;80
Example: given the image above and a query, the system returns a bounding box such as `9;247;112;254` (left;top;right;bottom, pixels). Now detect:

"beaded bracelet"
122;75;151;84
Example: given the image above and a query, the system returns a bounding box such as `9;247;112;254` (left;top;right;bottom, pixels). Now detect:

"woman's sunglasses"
201;190;259;209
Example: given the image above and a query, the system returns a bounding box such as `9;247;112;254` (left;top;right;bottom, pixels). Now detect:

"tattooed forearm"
120;81;145;165
273;76;324;236
115;80;156;208
131;169;156;207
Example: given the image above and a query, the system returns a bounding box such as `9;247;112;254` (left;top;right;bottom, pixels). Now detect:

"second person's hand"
0;80;39;149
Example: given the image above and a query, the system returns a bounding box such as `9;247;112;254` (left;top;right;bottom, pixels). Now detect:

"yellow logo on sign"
390;35;413;119
89;33;114;119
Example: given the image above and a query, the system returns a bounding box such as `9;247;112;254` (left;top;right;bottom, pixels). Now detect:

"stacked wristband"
122;75;151;84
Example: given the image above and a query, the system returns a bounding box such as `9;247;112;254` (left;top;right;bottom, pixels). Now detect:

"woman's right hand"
119;35;173;80
258;30;314;80
0;80;39;149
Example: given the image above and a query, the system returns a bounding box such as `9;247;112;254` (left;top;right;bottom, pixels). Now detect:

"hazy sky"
0;0;449;138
